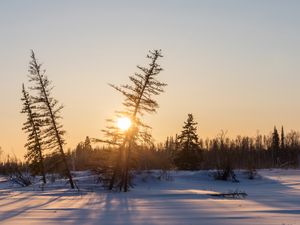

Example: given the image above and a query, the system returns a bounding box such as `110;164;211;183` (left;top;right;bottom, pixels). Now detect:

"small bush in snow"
245;168;257;180
48;173;60;183
212;166;239;182
9;171;33;187
157;170;173;181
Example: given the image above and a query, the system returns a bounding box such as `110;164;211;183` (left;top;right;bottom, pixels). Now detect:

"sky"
1;0;300;158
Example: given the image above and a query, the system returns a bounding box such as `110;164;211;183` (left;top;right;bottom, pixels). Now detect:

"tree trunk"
38;150;46;184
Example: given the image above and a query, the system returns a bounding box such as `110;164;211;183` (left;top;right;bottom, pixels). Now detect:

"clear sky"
1;0;300;158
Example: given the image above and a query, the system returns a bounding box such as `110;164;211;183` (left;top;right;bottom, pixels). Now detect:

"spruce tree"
105;50;166;192
27;50;75;189
281;126;285;149
271;126;280;166
21;84;46;183
174;114;201;170
84;136;93;152
272;126;280;149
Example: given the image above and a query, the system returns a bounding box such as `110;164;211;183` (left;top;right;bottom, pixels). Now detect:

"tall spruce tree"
281;126;285;149
21;84;46;183
105;50;166;192
174;114;201;170
84;136;93;151
272;126;280;149
271;126;280;166
27;50;75;189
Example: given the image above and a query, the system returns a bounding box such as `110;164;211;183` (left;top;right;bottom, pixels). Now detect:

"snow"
0;169;299;225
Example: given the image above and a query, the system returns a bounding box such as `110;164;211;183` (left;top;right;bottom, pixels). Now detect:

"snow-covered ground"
0;169;299;225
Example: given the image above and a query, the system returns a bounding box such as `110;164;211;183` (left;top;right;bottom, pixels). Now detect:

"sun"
117;117;132;131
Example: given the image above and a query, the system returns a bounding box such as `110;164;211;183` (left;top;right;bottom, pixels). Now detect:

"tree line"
70;116;300;173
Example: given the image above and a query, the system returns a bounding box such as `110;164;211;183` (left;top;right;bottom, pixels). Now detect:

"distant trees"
164;135;178;160
73;136;94;170
12;124;299;181
160;126;300;171
102;50;166;192
21;84;46;183
22;50;75;189
174;114;202;170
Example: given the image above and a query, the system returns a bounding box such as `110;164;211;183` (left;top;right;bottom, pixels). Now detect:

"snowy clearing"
0;169;299;225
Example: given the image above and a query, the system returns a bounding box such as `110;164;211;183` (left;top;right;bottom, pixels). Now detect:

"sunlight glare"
117;117;132;131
